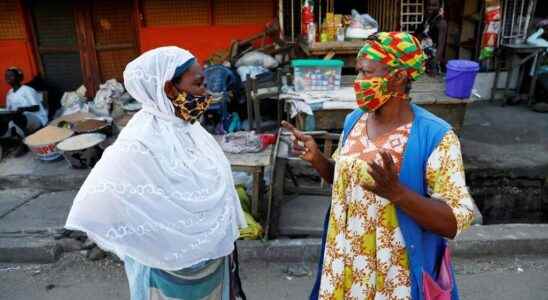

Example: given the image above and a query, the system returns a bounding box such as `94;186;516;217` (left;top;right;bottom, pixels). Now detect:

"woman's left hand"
362;151;407;203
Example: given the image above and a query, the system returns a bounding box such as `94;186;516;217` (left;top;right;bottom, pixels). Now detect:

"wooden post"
74;1;101;98
252;167;263;218
208;0;214;26
132;0;143;52
19;0;43;76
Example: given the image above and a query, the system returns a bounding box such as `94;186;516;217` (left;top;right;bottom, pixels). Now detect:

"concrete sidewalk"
0;186;547;263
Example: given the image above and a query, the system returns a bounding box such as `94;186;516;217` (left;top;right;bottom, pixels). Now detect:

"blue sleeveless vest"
310;104;459;300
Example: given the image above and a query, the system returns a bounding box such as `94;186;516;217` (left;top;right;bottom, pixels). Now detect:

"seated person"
1;67;48;156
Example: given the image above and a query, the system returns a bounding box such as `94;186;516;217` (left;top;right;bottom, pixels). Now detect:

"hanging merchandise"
480;0;501;60
346;9;378;39
335;14;345;42
301;0;314;35
324;13;336;41
336;25;345;42
308;22;317;44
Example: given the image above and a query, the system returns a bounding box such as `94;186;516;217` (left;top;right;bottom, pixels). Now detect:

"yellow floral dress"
319;114;475;300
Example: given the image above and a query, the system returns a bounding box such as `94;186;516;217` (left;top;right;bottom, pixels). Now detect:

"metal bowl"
56;133;106;169
122;101;142;112
0;109;17;123
71;118;113;136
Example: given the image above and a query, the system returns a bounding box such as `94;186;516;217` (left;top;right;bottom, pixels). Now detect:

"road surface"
1;253;548;299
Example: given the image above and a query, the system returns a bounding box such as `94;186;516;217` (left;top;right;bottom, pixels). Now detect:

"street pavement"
1;252;548;300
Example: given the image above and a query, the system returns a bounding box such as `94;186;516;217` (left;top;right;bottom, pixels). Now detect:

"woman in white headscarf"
65;47;247;300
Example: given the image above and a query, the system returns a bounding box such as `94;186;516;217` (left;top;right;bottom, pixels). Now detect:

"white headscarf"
66;47;246;270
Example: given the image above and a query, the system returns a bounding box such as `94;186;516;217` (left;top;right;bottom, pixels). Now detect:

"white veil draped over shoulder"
66;47;246;270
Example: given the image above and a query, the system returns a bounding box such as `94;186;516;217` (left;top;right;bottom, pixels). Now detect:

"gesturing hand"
362;151;407;203
281;121;320;163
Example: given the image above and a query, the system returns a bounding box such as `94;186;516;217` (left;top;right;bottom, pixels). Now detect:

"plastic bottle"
307;23;316;44
336;25;345;42
301;0;314;35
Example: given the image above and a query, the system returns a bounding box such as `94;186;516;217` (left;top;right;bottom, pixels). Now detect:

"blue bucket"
445;60;480;99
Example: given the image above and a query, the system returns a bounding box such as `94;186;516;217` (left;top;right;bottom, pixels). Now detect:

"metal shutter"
143;0;209;26
0;0;25;40
214;0;274;25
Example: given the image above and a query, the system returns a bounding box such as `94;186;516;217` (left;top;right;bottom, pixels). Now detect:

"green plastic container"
291;59;344;91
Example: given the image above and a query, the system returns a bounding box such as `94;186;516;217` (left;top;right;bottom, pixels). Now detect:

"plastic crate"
291;59;343;91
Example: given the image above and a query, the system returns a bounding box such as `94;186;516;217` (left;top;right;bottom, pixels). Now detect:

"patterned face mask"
354;70;406;112
171;91;212;123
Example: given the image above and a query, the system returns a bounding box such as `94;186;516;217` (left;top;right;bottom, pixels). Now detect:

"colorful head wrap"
357;32;426;81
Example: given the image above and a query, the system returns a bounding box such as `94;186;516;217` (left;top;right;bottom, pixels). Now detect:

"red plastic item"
301;1;314;35
259;133;277;148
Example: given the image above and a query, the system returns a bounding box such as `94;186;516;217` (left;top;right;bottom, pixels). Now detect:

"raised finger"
281;121;305;140
293;143;306;151
368;161;384;176
367;162;384;184
380;151;395;171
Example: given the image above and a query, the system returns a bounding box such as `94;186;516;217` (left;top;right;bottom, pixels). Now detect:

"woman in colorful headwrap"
282;32;475;299
66;47;247;300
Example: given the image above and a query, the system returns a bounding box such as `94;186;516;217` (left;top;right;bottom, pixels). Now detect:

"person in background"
416;0;448;74
284;32;475;299
1;67;48;156
525;19;548;112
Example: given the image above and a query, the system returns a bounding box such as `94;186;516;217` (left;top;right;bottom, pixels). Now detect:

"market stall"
222;144;275;219
282;75;472;135
299;40;364;67
492;44;547;106
9;71;280;240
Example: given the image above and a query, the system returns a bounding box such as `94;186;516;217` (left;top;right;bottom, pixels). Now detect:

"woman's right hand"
281;121;321;163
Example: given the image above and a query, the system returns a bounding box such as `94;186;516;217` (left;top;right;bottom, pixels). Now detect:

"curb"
450;223;548;257
1;224;548;264
0;174;87;192
0;234;62;264
237;239;322;262
238;224;548;262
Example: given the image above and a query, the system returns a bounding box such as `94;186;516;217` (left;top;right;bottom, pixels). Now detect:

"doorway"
28;0;138;107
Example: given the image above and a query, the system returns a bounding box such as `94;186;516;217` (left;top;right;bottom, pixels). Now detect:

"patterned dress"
319;114;475;300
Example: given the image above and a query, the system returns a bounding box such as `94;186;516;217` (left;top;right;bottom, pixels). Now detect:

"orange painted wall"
0;41;37;106
139;25;267;63
0;1;38;106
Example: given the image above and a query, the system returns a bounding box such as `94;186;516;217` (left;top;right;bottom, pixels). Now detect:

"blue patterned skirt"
124;256;230;300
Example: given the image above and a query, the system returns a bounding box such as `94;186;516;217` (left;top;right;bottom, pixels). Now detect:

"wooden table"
300;40;365;55
224;145;274;218
492;44;547;106
291;76;472;135
300;40;365;67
